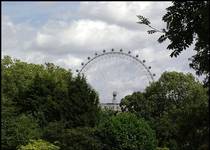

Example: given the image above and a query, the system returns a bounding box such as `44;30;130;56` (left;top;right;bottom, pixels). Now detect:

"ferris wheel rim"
76;49;155;82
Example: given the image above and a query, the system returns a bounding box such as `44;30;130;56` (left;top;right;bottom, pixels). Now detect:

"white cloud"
35;19;146;56
79;2;171;30
2;15;37;59
55;54;82;70
2;2;200;103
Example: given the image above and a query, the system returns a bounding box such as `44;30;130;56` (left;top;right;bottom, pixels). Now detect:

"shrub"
17;139;60;150
96;112;156;150
2;114;41;149
60;127;103;150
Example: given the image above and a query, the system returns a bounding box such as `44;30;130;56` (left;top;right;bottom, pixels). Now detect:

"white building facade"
100;103;121;111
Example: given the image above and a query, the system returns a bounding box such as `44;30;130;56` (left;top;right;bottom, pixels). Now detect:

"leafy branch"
136;15;167;43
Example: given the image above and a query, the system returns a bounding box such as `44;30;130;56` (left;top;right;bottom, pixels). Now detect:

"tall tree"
96;113;156;150
1;56;100;149
66;75;100;128
120;71;209;150
137;1;209;85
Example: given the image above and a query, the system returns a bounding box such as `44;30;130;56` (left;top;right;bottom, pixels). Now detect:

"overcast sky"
2;2;200;103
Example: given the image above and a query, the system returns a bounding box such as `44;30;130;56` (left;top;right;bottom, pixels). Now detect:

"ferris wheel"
76;49;155;104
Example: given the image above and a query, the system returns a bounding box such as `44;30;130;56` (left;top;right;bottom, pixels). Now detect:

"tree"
137;1;209;85
2;113;41;150
59;127;103;150
96;108;118;126
120;92;152;120
65;75;100;128
42;122;103;150
42;121;66;145
2;56;100;128
120;71;209;150
2;95;19;150
19;69;71;126
96;112;156;150
1;56;101;149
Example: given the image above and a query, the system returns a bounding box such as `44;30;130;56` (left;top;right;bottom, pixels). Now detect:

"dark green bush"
59;127;103;150
96;112;156;150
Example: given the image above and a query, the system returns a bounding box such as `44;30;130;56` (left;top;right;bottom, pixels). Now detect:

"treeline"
2;56;100;149
121;72;209;150
1;56;209;150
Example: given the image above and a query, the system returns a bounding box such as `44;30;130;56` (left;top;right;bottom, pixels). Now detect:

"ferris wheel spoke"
77;50;155;103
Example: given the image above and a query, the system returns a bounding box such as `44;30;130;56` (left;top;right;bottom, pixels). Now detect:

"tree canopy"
137;1;209;85
1;56;100;149
96;112;156;150
2;55;209;150
120;71;209;150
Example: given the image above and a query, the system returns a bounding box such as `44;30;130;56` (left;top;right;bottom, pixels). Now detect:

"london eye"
76;49;155;104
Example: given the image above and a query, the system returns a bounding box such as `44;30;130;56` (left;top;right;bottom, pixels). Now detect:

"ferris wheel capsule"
120;49;123;52
143;60;146;63
76;69;79;72
148;66;151;69
111;49;114;52
103;50;106;53
81;62;84;66
128;51;131;54
95;53;98;56
87;57;91;60
153;73;156;76
136;55;139;58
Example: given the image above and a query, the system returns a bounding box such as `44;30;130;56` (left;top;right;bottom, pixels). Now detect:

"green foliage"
66;75;100;127
4;55;208;150
2;94;18;149
2;56;45;100
120;71;209;150
120;92;151;120
42;121;65;144
1;56;100;149
43;123;103;150
18;139;60;150
97;108;118;125
14;114;42;143
137;2;209;85
59;127;103;150
156;147;169;150
16;62;72;126
2;56;99;127
96;112;156;150
2;113;41;150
